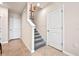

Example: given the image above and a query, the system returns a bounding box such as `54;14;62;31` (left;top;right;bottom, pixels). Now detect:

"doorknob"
48;30;50;32
61;27;63;29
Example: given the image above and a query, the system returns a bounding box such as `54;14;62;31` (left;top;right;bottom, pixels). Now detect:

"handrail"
27;19;36;27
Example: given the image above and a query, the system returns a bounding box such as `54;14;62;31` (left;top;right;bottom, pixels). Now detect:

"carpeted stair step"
34;35;41;39
34;28;46;50
35;38;43;43
34;33;39;35
34;40;46;50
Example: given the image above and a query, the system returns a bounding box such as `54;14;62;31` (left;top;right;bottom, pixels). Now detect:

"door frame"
46;4;64;51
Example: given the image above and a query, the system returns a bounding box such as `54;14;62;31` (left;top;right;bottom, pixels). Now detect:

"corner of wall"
63;50;75;56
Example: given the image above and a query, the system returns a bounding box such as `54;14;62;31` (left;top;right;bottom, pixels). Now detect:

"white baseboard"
9;38;21;40
31;50;35;53
1;41;8;44
63;50;75;56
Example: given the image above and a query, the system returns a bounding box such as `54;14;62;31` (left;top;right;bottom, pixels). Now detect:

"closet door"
0;7;8;42
47;8;63;50
0;16;2;42
9;13;21;39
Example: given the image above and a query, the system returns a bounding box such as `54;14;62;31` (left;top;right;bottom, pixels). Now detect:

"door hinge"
61;42;63;46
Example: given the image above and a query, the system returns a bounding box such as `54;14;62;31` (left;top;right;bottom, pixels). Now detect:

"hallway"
1;39;66;56
2;39;31;56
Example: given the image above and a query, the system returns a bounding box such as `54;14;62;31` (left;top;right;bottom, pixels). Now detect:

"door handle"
61;27;63;29
48;30;50;32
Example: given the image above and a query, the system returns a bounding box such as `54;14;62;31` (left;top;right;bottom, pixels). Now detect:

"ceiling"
0;2;52;14
32;2;52;8
0;2;26;14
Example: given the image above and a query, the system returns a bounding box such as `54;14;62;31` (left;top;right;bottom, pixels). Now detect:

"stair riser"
34;28;46;50
34;36;41;39
34;33;39;35
35;30;38;32
35;39;43;43
34;43;46;50
35;35;41;37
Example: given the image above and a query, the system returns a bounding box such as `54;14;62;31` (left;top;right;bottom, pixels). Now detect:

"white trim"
27;19;36;27
31;50;35;53
27;19;36;53
9;37;21;40
1;41;8;44
62;3;65;52
31;26;35;53
63;50;75;56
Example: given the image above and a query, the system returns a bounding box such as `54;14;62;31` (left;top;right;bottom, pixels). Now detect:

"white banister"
22;19;36;53
22;3;36;53
27;19;36;27
27;19;36;53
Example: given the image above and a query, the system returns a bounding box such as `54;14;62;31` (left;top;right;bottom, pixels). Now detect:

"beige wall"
64;3;79;55
21;3;34;52
34;3;62;40
22;12;32;51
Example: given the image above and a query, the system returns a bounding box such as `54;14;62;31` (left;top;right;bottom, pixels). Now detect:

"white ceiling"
0;2;52;14
32;2;52;8
1;2;26;14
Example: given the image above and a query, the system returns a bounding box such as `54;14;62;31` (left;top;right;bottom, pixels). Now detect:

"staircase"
34;28;46;50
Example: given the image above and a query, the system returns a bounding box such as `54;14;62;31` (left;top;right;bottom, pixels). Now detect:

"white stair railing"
22;19;36;53
22;3;36;53
27;19;36;53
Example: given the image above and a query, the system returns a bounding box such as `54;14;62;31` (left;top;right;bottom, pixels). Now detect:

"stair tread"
35;30;38;32
35;40;46;47
34;41;46;50
34;31;39;34
35;32;39;34
35;38;43;43
35;37;43;40
34;28;46;50
34;35;41;39
35;34;41;37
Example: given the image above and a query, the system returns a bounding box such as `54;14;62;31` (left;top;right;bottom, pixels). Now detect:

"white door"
0;16;2;42
9;15;21;39
47;8;63;50
0;7;8;42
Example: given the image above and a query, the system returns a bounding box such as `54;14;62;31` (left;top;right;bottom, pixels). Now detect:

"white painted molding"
31;26;35;53
1;41;8;44
27;19;36;53
27;19;36;27
9;37;21;40
63;50;75;56
31;50;35;53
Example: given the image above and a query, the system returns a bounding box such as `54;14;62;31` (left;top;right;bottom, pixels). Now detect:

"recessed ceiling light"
37;3;40;7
